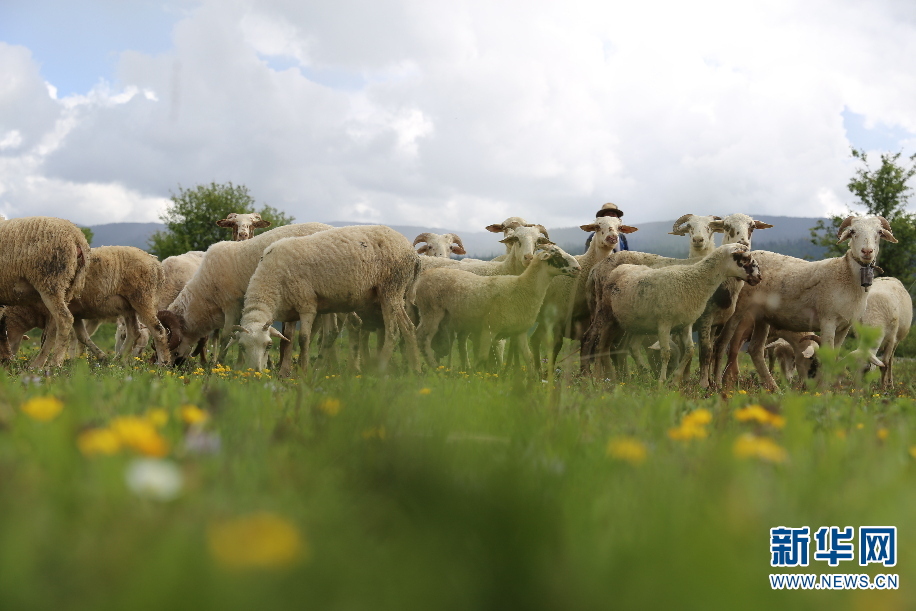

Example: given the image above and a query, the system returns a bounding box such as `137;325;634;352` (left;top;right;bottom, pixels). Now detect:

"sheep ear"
879;229;898;243
709;220;725;233
619;225;638;234
801;344;816;359
668;230;687;236
268;327;289;342
486;224;505;233
216;219;236;228
416;245;429;254
450;243;466;255
580;223;599;233
253;220;272;228
754;220;774;229
499;236;519;244
836;228;853;244
231;325;249;334
536;249;551;260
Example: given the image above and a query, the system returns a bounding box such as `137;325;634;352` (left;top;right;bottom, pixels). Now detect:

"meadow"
1;328;914;611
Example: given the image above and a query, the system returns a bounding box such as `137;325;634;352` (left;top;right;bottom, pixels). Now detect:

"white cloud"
1;0;915;233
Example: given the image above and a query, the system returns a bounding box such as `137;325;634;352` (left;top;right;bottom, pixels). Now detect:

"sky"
1;0;915;230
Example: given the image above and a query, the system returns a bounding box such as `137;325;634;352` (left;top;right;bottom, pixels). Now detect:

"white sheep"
859;276;912;388
716;215;897;391
581;243;762;385
0;217;91;367
413;232;466;258
764;331;820;384
216;212;271;241
414;244;580;372
232;225;421;375
158;222;333;366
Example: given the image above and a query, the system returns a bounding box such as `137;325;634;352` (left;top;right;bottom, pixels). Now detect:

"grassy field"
1;328;914;611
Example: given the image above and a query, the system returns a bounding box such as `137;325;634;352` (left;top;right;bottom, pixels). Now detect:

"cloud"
1;0;915;233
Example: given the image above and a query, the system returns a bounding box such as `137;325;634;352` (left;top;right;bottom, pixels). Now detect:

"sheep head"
157;309;189;365
486;217;528;234
413;232;466;257
500;225;554;268
232;322;288;371
727;244;762;286
581;216;638;251
535;244;581;277
669;214;723;257
836;215;897;266
715;213;774;248
216;212;271;241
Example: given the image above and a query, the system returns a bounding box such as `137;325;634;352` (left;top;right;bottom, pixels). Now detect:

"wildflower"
208;512;305;570
877;428;889;441
78;428;121;456
180;404;209;425
856;423;864;429
733;434;788;464
668;409;712;441
909;446;916;460
146;408;169;427
125;458;183;501
737;390;747;395
20;396;64;422
317;398;341;416
110;416;170;457
606;437;647;465
683;408;712;426
418;388;432;395
733;404;785;428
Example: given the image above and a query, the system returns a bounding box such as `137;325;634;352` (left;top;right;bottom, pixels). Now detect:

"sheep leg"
514;331;537;377
721;314;754;390
278;321;296;377
671;325;695;386
417;307;446;369
72;318;106;359
713;312;745;388
655;323;673;386
697;312;714;388
394;306;422;375
345;314;362;373
132;303;172;367
457;331;471;371
117;313;142;361
475;328;495;370
530;323;545;377
376;301;404;374
748;322;778;391
33;292;74;368
216;302;244;364
881;338;896;389
297;311;317;374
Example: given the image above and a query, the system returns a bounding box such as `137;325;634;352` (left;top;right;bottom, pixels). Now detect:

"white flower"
125;458;183;501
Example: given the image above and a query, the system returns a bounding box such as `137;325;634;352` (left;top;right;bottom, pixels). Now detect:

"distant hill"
84;216;829;260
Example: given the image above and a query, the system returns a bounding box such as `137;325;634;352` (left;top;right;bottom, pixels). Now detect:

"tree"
810;148;916;290
148;182;294;258
79;226;94;246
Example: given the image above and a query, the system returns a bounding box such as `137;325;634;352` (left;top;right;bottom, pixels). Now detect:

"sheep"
413;232;466;258
765;332;820;383
0;217;90;367
858;276;912;388
231;225;421;375
456;223;552;276
580;243;762;385
669;214;724;258
530;215;638;376
158;222;333;366
414;244;580;372
716;215;897;391
216;212;271;241
0;246;170;364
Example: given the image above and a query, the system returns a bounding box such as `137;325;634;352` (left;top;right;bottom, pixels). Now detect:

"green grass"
1;330;915;610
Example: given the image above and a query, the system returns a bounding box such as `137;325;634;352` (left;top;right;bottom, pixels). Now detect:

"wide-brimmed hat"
596;202;623;218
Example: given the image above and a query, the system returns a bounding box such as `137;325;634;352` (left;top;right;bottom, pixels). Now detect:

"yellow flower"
110;416;169;457
908;446;916;460
208;513;305;570
877;428;889;441
606;437;647;465
856;423;864;430
317;398;341;416
146;408;169;427
734;405;785;428
683;408;712;427
78;428;122;456
737;389;747;395
21;396;64;422
667;423;708;441
733;434;787;464
418;388;432;395
180;405;209;425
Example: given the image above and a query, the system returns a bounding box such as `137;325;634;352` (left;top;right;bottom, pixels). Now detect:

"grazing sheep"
413;232;466;258
716;215;897;391
581;244;761;385
232;225;421;375
158;223;333;366
414;244;580;372
765;332;820;383
530;215;638;375
216;212;271;241
859;277;912;388
0;217;90;367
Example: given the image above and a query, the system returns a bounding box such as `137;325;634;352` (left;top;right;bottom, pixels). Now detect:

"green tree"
810;148;916;289
79;226;94;246
148;182;294;258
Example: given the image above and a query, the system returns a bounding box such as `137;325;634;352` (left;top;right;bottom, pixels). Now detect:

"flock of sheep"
0;209;909;390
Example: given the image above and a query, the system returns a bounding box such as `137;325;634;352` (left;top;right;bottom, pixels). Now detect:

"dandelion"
734;404;785;428
733;434;788;464
668;409;712;441
737;390;747;395
125;458;183;501
208;512;305;570
110;416;169;457
909;446;916;460
180;404;209;425
606;437;647;465
418;388;432;395
877;428;889;441
317;398;341;416
20;396;64;422
146;408;169;427
78;428;121;455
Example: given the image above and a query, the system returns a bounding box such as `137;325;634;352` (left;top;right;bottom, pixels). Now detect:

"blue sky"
0;0;914;229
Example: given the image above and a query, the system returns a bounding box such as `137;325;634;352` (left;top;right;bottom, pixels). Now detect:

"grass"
1;329;915;610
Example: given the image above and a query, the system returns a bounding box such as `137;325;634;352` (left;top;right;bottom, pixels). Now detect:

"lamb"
414;244;580;372
231;225;421;375
413;232;466;258
580;243;761;385
858;276;912;388
530;215;638;375
216;212;271;241
764;332;820;384
1;246;170;364
716;215;897;391
158;222;333;366
0;217;90;367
